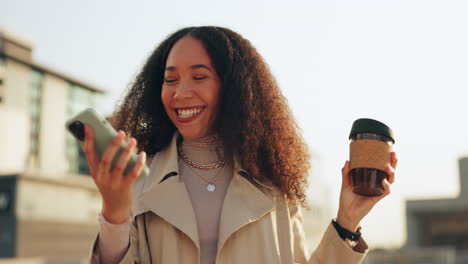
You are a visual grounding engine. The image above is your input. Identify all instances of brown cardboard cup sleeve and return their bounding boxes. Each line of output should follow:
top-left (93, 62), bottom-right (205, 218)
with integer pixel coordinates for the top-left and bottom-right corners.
top-left (350, 139), bottom-right (392, 171)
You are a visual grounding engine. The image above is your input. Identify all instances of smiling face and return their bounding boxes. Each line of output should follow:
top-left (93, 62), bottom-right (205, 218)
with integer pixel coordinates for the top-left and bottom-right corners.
top-left (161, 36), bottom-right (221, 139)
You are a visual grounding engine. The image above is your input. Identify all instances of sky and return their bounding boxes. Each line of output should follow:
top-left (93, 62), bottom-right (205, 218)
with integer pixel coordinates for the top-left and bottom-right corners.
top-left (3, 0), bottom-right (468, 248)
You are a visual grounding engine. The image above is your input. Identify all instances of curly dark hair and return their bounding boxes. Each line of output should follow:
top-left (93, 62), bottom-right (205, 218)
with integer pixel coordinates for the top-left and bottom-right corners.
top-left (111, 26), bottom-right (311, 205)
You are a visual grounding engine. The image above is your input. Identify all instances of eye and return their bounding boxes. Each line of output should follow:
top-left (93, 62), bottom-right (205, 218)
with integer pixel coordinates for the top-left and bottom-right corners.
top-left (193, 76), bottom-right (208, 81)
top-left (164, 78), bottom-right (177, 83)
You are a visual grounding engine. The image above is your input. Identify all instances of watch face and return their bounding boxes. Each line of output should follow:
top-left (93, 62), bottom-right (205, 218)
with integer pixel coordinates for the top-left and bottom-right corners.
top-left (345, 238), bottom-right (358, 248)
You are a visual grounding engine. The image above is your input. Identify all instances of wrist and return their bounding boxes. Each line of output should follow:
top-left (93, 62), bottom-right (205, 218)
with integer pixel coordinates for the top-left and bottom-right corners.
top-left (332, 219), bottom-right (362, 242)
top-left (102, 204), bottom-right (130, 224)
top-left (336, 213), bottom-right (360, 232)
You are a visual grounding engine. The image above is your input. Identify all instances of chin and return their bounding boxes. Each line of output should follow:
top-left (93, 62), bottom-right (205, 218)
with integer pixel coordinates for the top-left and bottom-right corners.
top-left (177, 128), bottom-right (208, 139)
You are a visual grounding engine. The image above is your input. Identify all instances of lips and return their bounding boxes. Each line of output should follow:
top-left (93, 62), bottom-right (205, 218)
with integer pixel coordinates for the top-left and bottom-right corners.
top-left (174, 106), bottom-right (205, 123)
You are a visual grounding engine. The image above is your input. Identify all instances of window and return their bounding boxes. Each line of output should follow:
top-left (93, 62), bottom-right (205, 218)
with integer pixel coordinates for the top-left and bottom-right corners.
top-left (0, 55), bottom-right (4, 103)
top-left (66, 84), bottom-right (100, 175)
top-left (29, 70), bottom-right (43, 160)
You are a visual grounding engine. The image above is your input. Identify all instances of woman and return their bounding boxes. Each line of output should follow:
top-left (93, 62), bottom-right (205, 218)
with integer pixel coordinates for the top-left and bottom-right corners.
top-left (85, 26), bottom-right (397, 264)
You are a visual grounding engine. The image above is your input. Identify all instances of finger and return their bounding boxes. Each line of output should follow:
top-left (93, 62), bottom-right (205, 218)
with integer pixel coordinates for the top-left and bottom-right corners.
top-left (391, 152), bottom-right (398, 169)
top-left (341, 160), bottom-right (352, 188)
top-left (124, 151), bottom-right (146, 186)
top-left (83, 125), bottom-right (92, 177)
top-left (112, 138), bottom-right (137, 182)
top-left (99, 131), bottom-right (125, 183)
top-left (385, 166), bottom-right (396, 184)
top-left (84, 125), bottom-right (99, 178)
top-left (379, 178), bottom-right (391, 200)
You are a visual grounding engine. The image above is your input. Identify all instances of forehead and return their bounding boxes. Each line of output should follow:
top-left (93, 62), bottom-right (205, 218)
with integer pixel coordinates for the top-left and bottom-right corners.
top-left (166, 36), bottom-right (214, 68)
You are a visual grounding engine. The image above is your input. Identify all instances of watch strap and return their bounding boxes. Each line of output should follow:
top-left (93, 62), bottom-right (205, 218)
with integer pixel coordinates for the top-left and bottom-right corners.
top-left (331, 219), bottom-right (361, 241)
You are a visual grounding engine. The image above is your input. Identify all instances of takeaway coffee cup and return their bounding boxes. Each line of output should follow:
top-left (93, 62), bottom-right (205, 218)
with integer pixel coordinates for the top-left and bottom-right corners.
top-left (349, 118), bottom-right (395, 196)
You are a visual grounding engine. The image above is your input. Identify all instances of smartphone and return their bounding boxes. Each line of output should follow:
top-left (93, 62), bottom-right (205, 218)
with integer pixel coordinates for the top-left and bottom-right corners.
top-left (65, 108), bottom-right (149, 178)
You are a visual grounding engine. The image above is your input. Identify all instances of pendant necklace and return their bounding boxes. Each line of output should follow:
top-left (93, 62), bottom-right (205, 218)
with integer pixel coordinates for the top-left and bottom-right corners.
top-left (178, 144), bottom-right (225, 192)
top-left (184, 162), bottom-right (225, 192)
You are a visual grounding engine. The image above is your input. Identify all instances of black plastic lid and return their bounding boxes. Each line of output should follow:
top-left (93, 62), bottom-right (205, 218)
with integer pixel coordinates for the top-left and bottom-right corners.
top-left (349, 118), bottom-right (395, 143)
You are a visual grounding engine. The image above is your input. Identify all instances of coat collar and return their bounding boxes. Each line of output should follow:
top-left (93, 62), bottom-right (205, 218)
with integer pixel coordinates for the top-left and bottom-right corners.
top-left (131, 132), bottom-right (275, 251)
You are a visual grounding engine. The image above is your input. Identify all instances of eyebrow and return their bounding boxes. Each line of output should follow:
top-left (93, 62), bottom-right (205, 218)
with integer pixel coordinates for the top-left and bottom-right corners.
top-left (165, 64), bottom-right (213, 72)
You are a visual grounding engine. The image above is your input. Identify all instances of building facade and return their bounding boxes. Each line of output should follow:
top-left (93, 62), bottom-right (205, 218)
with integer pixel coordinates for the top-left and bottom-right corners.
top-left (0, 29), bottom-right (105, 259)
top-left (404, 157), bottom-right (468, 262)
top-left (364, 157), bottom-right (468, 264)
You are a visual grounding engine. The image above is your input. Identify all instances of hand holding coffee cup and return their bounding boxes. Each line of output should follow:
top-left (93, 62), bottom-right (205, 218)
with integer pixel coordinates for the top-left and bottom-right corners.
top-left (349, 118), bottom-right (395, 197)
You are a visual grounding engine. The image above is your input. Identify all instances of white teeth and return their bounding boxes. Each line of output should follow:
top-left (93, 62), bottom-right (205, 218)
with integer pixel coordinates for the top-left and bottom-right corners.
top-left (177, 108), bottom-right (203, 118)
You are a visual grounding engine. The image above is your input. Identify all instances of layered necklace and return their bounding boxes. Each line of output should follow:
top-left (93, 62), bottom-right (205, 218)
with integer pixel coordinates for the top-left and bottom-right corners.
top-left (177, 143), bottom-right (225, 192)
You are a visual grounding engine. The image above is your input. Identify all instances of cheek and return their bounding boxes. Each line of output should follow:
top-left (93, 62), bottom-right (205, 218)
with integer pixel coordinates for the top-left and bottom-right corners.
top-left (161, 87), bottom-right (173, 114)
top-left (161, 87), bottom-right (170, 106)
top-left (207, 83), bottom-right (221, 106)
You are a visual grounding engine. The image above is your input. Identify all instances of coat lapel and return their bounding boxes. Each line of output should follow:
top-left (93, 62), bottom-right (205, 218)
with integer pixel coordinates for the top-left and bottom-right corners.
top-left (217, 156), bottom-right (275, 255)
top-left (132, 132), bottom-right (200, 249)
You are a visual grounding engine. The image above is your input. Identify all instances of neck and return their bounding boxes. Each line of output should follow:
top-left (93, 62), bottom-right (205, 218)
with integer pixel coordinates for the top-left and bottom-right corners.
top-left (182, 134), bottom-right (223, 148)
top-left (179, 134), bottom-right (226, 166)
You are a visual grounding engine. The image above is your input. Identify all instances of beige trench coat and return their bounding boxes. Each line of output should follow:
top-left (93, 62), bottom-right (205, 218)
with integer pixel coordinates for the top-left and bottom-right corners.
top-left (90, 133), bottom-right (368, 263)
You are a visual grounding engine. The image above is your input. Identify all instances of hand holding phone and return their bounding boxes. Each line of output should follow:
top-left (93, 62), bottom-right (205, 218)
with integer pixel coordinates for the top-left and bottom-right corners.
top-left (66, 108), bottom-right (148, 223)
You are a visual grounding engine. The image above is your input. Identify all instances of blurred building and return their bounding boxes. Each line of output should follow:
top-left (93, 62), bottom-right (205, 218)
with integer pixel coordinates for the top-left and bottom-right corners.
top-left (405, 157), bottom-right (468, 259)
top-left (364, 157), bottom-right (468, 264)
top-left (0, 29), bottom-right (104, 259)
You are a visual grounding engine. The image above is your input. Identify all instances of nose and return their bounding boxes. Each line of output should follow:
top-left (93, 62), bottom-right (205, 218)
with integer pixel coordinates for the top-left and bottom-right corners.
top-left (173, 81), bottom-right (193, 100)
